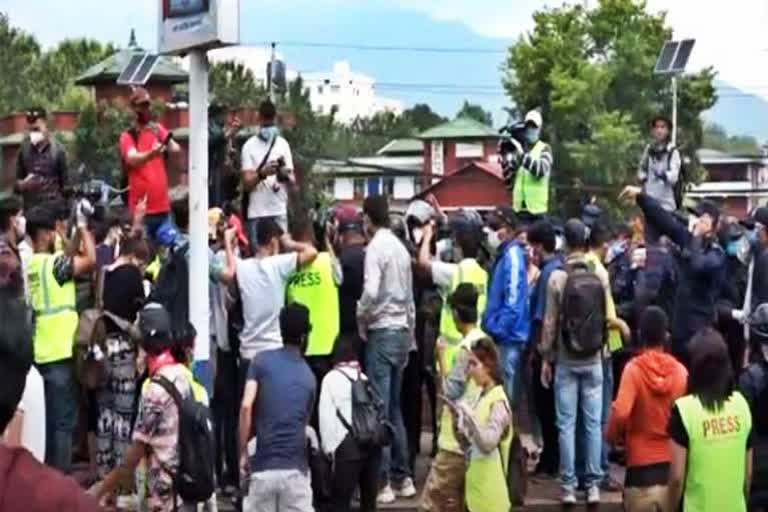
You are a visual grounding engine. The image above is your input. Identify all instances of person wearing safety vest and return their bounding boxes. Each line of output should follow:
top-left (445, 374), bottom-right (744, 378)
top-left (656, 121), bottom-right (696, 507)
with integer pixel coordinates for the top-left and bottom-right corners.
top-left (668, 328), bottom-right (753, 512)
top-left (453, 337), bottom-right (512, 512)
top-left (421, 284), bottom-right (486, 512)
top-left (25, 202), bottom-right (96, 473)
top-left (510, 109), bottom-right (553, 215)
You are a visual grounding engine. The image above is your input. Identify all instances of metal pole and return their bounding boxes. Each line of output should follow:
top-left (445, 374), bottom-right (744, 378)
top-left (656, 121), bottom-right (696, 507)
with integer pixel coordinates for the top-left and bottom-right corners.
top-left (269, 42), bottom-right (276, 102)
top-left (672, 74), bottom-right (678, 146)
top-left (188, 50), bottom-right (210, 368)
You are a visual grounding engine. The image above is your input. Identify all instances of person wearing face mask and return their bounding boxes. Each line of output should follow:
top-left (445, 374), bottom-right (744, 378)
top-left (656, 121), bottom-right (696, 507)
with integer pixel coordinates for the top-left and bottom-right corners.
top-left (510, 109), bottom-right (554, 215)
top-left (715, 220), bottom-right (750, 373)
top-left (15, 107), bottom-right (68, 210)
top-left (637, 115), bottom-right (681, 214)
top-left (241, 100), bottom-right (295, 247)
top-left (119, 88), bottom-right (180, 241)
top-left (620, 186), bottom-right (726, 367)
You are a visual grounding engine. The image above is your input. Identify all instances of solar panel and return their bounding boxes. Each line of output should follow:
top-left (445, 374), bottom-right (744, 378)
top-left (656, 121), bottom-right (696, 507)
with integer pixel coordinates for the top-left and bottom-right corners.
top-left (116, 53), bottom-right (160, 85)
top-left (117, 54), bottom-right (146, 84)
top-left (654, 41), bottom-right (679, 74)
top-left (671, 39), bottom-right (695, 73)
top-left (132, 55), bottom-right (160, 85)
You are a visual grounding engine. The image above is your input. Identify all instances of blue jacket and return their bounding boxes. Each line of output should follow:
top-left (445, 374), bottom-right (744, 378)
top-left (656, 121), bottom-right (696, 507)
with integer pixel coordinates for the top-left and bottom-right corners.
top-left (482, 239), bottom-right (530, 346)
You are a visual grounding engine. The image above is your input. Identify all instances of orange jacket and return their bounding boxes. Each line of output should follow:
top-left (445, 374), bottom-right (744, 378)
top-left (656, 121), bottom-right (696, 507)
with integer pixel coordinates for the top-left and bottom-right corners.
top-left (605, 348), bottom-right (688, 467)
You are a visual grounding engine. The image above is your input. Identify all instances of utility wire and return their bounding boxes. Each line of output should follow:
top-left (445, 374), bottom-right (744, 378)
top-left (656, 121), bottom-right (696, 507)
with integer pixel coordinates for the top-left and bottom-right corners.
top-left (246, 41), bottom-right (507, 54)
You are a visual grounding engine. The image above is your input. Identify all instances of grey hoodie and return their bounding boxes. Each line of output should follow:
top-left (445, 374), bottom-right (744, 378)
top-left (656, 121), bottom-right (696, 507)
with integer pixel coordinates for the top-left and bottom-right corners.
top-left (638, 142), bottom-right (681, 212)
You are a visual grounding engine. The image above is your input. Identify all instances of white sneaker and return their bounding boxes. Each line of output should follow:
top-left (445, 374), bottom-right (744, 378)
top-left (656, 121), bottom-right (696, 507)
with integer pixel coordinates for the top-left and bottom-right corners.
top-left (377, 484), bottom-right (396, 504)
top-left (587, 486), bottom-right (601, 504)
top-left (394, 477), bottom-right (417, 498)
top-left (561, 488), bottom-right (577, 505)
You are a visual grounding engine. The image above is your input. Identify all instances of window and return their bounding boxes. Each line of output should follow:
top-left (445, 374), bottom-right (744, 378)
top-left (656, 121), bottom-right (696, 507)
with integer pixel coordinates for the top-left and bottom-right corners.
top-left (353, 178), bottom-right (366, 199)
top-left (413, 177), bottom-right (423, 195)
top-left (317, 86), bottom-right (324, 94)
top-left (384, 177), bottom-right (395, 196)
top-left (456, 142), bottom-right (484, 158)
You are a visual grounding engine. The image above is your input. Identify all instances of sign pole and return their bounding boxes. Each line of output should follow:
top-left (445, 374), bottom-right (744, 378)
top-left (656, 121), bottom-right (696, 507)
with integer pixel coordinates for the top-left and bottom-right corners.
top-left (672, 74), bottom-right (678, 146)
top-left (188, 49), bottom-right (210, 371)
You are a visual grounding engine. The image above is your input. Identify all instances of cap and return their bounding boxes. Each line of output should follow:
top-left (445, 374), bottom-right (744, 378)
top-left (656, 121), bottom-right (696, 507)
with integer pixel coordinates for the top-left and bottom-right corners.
top-left (753, 206), bottom-right (768, 227)
top-left (687, 200), bottom-right (721, 223)
top-left (334, 204), bottom-right (363, 234)
top-left (650, 114), bottom-right (672, 129)
top-left (154, 220), bottom-right (178, 247)
top-left (488, 206), bottom-right (517, 230)
top-left (129, 87), bottom-right (151, 107)
top-left (524, 109), bottom-right (543, 128)
top-left (139, 303), bottom-right (171, 340)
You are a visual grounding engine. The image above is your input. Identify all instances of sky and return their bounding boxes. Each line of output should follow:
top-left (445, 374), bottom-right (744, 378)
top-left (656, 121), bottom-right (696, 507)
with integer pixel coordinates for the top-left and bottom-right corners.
top-left (4, 0), bottom-right (768, 136)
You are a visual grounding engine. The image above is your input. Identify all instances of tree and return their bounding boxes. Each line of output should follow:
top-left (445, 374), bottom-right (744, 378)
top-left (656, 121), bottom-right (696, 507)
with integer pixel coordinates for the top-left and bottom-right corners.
top-left (0, 13), bottom-right (42, 115)
top-left (209, 60), bottom-right (265, 108)
top-left (702, 123), bottom-right (759, 154)
top-left (456, 100), bottom-right (493, 126)
top-left (502, 0), bottom-right (717, 216)
top-left (402, 103), bottom-right (447, 133)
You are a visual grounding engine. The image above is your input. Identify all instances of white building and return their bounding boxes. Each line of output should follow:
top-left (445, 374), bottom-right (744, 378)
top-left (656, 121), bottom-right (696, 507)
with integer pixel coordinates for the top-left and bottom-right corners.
top-left (303, 61), bottom-right (403, 124)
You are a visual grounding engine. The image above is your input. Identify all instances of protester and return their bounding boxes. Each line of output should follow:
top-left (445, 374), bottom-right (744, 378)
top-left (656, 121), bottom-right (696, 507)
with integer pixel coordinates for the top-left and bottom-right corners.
top-left (334, 205), bottom-right (367, 336)
top-left (539, 218), bottom-right (609, 505)
top-left (241, 100), bottom-right (295, 243)
top-left (25, 202), bottom-right (95, 473)
top-left (421, 283), bottom-right (486, 512)
top-left (456, 337), bottom-right (512, 512)
top-left (510, 109), bottom-right (554, 214)
top-left (667, 328), bottom-right (753, 511)
top-left (605, 307), bottom-right (687, 511)
top-left (620, 186), bottom-right (726, 366)
top-left (637, 115), bottom-right (681, 213)
top-left (0, 197), bottom-right (28, 299)
top-left (481, 206), bottom-right (530, 408)
top-left (239, 303), bottom-right (316, 512)
top-left (0, 294), bottom-right (102, 511)
top-left (119, 87), bottom-right (181, 241)
top-left (208, 102), bottom-right (242, 208)
top-left (357, 195), bottom-right (416, 503)
top-left (15, 107), bottom-right (68, 210)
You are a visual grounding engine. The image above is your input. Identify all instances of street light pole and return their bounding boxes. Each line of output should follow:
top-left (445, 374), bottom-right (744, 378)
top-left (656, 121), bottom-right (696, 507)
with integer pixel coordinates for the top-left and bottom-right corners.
top-left (672, 74), bottom-right (678, 146)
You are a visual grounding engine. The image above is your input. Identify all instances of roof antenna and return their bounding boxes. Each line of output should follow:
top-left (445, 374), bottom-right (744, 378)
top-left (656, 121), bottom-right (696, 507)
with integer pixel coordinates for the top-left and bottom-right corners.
top-left (128, 28), bottom-right (138, 49)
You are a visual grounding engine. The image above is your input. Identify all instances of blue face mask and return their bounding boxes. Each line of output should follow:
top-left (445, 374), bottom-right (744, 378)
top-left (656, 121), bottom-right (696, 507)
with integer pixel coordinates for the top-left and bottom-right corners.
top-left (524, 127), bottom-right (540, 143)
top-left (726, 240), bottom-right (740, 257)
top-left (258, 125), bottom-right (279, 142)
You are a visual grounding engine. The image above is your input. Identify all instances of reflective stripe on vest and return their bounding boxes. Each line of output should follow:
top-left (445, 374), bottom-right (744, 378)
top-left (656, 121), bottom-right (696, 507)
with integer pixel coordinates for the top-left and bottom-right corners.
top-left (439, 259), bottom-right (488, 359)
top-left (465, 385), bottom-right (512, 512)
top-left (26, 252), bottom-right (78, 364)
top-left (676, 392), bottom-right (751, 512)
top-left (512, 140), bottom-right (549, 214)
top-left (286, 252), bottom-right (340, 356)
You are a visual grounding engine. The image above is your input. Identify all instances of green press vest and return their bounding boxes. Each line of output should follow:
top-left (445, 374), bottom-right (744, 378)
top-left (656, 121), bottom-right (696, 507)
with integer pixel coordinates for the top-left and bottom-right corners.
top-left (676, 392), bottom-right (752, 512)
top-left (512, 140), bottom-right (549, 214)
top-left (26, 252), bottom-right (78, 364)
top-left (286, 252), bottom-right (339, 357)
top-left (465, 385), bottom-right (513, 512)
top-left (439, 259), bottom-right (488, 366)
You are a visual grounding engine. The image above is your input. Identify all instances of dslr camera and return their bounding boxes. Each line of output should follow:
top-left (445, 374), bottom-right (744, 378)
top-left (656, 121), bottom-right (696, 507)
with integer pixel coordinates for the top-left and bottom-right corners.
top-left (498, 119), bottom-right (528, 191)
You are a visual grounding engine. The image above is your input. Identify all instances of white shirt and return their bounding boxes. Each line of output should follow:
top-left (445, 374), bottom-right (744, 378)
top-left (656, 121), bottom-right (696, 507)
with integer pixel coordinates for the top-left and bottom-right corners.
top-left (19, 366), bottom-right (45, 462)
top-left (235, 252), bottom-right (297, 359)
top-left (241, 134), bottom-right (294, 220)
top-left (319, 365), bottom-right (367, 456)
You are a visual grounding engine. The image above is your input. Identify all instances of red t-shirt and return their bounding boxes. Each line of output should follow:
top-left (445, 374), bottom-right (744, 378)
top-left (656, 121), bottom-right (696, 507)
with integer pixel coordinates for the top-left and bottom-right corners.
top-left (120, 123), bottom-right (171, 215)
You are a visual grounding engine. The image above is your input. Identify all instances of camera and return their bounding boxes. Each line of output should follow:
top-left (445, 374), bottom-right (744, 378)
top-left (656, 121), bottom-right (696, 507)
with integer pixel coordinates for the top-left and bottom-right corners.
top-left (275, 156), bottom-right (291, 183)
top-left (498, 120), bottom-right (528, 191)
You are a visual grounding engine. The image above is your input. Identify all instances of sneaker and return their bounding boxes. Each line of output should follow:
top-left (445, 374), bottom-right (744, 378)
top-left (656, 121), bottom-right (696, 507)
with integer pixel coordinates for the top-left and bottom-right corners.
top-left (587, 486), bottom-right (601, 504)
top-left (377, 485), bottom-right (396, 504)
top-left (561, 488), bottom-right (577, 505)
top-left (394, 477), bottom-right (417, 498)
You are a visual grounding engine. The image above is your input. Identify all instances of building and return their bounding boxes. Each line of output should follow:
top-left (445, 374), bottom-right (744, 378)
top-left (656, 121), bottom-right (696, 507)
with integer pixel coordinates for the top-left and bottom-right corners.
top-left (303, 61), bottom-right (403, 124)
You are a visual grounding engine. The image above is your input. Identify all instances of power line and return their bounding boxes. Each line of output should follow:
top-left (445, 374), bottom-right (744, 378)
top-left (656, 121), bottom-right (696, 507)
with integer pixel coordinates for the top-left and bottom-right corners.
top-left (247, 41), bottom-right (508, 54)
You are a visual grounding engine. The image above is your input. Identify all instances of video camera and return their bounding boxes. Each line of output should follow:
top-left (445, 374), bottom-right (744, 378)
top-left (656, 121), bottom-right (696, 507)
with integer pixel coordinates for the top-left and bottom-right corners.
top-left (498, 119), bottom-right (528, 191)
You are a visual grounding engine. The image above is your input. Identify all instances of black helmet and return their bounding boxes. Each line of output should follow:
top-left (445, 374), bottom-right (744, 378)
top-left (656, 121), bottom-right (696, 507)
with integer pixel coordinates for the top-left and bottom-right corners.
top-left (750, 303), bottom-right (768, 344)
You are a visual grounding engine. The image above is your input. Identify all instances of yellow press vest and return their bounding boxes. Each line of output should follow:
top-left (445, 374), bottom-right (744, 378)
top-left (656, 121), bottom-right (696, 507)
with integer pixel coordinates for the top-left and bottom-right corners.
top-left (512, 140), bottom-right (549, 214)
top-left (465, 385), bottom-right (513, 512)
top-left (146, 256), bottom-right (162, 281)
top-left (26, 252), bottom-right (78, 364)
top-left (437, 328), bottom-right (485, 454)
top-left (439, 259), bottom-right (488, 368)
top-left (676, 392), bottom-right (752, 512)
top-left (286, 252), bottom-right (339, 357)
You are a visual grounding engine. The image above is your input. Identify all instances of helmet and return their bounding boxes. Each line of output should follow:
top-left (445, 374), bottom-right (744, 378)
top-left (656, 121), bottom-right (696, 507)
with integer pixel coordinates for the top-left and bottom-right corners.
top-left (750, 303), bottom-right (768, 344)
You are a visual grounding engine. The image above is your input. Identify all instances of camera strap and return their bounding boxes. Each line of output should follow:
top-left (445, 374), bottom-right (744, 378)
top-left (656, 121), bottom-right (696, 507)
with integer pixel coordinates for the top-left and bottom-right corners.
top-left (257, 134), bottom-right (278, 174)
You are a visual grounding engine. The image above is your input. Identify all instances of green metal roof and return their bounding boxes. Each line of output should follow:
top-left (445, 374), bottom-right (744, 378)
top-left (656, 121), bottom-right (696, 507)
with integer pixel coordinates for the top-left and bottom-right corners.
top-left (74, 48), bottom-right (188, 86)
top-left (376, 138), bottom-right (423, 155)
top-left (417, 117), bottom-right (499, 140)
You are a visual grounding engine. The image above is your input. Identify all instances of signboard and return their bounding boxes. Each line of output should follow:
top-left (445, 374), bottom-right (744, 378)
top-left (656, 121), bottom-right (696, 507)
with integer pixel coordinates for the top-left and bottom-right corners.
top-left (431, 140), bottom-right (444, 178)
top-left (158, 0), bottom-right (239, 55)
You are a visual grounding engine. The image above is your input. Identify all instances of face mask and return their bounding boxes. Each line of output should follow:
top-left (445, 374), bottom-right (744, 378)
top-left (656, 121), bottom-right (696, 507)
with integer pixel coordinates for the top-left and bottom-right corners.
top-left (525, 127), bottom-right (540, 143)
top-left (13, 215), bottom-right (26, 239)
top-left (29, 130), bottom-right (44, 146)
top-left (606, 240), bottom-right (627, 264)
top-left (136, 110), bottom-right (151, 124)
top-left (487, 230), bottom-right (502, 251)
top-left (258, 125), bottom-right (279, 142)
top-left (555, 235), bottom-right (564, 252)
top-left (412, 227), bottom-right (424, 246)
top-left (726, 239), bottom-right (740, 257)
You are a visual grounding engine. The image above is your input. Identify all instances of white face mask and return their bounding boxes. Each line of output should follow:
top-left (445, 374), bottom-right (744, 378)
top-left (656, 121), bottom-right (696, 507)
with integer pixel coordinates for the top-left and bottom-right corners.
top-left (13, 215), bottom-right (26, 239)
top-left (487, 230), bottom-right (502, 251)
top-left (29, 130), bottom-right (44, 146)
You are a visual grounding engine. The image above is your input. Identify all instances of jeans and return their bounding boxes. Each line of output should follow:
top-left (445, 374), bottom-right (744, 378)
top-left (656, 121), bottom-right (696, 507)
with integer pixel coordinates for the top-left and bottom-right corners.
top-left (601, 357), bottom-right (614, 473)
top-left (37, 358), bottom-right (78, 473)
top-left (365, 327), bottom-right (412, 486)
top-left (498, 343), bottom-right (525, 409)
top-left (214, 348), bottom-right (239, 488)
top-left (555, 361), bottom-right (603, 491)
top-left (144, 212), bottom-right (172, 242)
top-left (243, 469), bottom-right (313, 512)
top-left (246, 216), bottom-right (288, 248)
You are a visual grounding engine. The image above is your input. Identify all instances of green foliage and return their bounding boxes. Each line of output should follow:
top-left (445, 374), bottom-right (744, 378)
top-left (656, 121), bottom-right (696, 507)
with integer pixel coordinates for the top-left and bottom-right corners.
top-left (209, 60), bottom-right (266, 108)
top-left (502, 0), bottom-right (718, 217)
top-left (402, 104), bottom-right (447, 133)
top-left (0, 12), bottom-right (42, 115)
top-left (456, 100), bottom-right (493, 126)
top-left (702, 123), bottom-right (759, 154)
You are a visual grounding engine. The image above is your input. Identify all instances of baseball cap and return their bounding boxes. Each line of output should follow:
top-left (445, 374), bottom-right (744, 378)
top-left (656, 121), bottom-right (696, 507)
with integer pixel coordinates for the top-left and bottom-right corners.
top-left (129, 87), bottom-right (151, 107)
top-left (687, 200), bottom-right (720, 224)
top-left (155, 220), bottom-right (178, 247)
top-left (752, 206), bottom-right (768, 228)
top-left (524, 109), bottom-right (543, 128)
top-left (139, 303), bottom-right (171, 340)
top-left (334, 204), bottom-right (363, 233)
top-left (487, 206), bottom-right (517, 231)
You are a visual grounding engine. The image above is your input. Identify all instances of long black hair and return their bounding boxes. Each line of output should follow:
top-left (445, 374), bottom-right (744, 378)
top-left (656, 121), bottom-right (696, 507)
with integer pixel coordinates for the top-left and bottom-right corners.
top-left (687, 328), bottom-right (735, 412)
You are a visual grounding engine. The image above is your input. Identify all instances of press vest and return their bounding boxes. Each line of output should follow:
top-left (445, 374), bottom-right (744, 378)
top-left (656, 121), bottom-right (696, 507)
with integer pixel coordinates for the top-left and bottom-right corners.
top-left (286, 252), bottom-right (339, 356)
top-left (676, 392), bottom-right (752, 512)
top-left (439, 259), bottom-right (488, 364)
top-left (465, 385), bottom-right (513, 512)
top-left (437, 328), bottom-right (485, 454)
top-left (26, 252), bottom-right (78, 364)
top-left (512, 140), bottom-right (549, 214)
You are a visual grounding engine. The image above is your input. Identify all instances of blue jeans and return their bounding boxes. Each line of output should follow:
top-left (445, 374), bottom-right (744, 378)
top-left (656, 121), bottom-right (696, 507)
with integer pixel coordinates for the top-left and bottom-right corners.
top-left (37, 359), bottom-right (78, 473)
top-left (575, 356), bottom-right (614, 481)
top-left (365, 328), bottom-right (411, 486)
top-left (498, 343), bottom-right (525, 409)
top-left (144, 212), bottom-right (172, 242)
top-left (555, 361), bottom-right (604, 491)
top-left (246, 216), bottom-right (288, 248)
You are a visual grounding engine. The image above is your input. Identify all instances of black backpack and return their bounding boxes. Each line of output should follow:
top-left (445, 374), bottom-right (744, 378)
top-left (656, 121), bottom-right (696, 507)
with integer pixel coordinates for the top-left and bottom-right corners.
top-left (561, 261), bottom-right (606, 357)
top-left (149, 244), bottom-right (192, 344)
top-left (152, 375), bottom-right (216, 505)
top-left (335, 370), bottom-right (393, 449)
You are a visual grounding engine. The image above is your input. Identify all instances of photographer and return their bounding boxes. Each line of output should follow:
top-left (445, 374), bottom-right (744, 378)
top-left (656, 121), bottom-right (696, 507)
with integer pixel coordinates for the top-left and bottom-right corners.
top-left (241, 100), bottom-right (295, 246)
top-left (508, 110), bottom-right (554, 215)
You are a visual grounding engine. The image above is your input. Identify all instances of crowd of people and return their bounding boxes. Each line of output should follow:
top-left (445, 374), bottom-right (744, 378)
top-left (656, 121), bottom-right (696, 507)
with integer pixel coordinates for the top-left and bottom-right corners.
top-left (0, 92), bottom-right (766, 512)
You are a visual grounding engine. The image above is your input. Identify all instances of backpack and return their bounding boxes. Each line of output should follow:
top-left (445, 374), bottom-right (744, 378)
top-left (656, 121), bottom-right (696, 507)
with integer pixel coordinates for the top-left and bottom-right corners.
top-left (152, 374), bottom-right (216, 504)
top-left (335, 370), bottom-right (393, 449)
top-left (149, 244), bottom-right (192, 344)
top-left (560, 261), bottom-right (606, 357)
